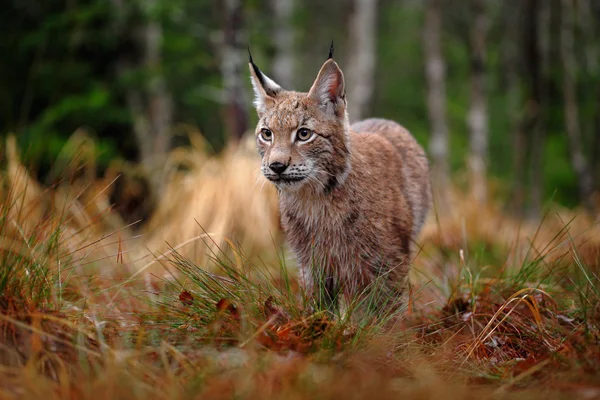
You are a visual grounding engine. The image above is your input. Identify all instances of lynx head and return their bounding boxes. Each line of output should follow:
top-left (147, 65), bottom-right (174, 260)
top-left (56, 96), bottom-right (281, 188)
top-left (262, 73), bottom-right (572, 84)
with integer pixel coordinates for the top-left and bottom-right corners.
top-left (249, 45), bottom-right (350, 195)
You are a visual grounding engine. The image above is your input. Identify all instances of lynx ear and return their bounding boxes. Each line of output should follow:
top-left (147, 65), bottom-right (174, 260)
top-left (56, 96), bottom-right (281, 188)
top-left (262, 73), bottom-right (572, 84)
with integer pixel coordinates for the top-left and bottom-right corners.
top-left (248, 49), bottom-right (282, 115)
top-left (308, 59), bottom-right (346, 116)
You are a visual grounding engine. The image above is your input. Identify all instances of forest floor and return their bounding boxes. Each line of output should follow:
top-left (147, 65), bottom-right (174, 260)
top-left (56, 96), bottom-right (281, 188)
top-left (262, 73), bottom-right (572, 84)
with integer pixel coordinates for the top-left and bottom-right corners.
top-left (1, 137), bottom-right (600, 399)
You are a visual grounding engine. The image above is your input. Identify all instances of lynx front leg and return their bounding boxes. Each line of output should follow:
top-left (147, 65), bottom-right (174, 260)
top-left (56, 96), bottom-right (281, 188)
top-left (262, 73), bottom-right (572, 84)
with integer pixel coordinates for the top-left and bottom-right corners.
top-left (368, 269), bottom-right (409, 320)
top-left (348, 261), bottom-right (409, 322)
top-left (300, 265), bottom-right (339, 315)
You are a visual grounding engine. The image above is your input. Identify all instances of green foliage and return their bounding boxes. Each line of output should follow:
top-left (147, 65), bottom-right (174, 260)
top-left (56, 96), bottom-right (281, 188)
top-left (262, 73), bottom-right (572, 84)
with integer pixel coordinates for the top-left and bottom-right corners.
top-left (0, 194), bottom-right (59, 308)
top-left (1, 0), bottom-right (597, 207)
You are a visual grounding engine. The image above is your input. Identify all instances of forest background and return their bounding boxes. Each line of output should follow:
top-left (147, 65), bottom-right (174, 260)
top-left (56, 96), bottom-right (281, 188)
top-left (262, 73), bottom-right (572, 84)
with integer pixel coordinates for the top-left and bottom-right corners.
top-left (3, 0), bottom-right (599, 222)
top-left (3, 2), bottom-right (600, 397)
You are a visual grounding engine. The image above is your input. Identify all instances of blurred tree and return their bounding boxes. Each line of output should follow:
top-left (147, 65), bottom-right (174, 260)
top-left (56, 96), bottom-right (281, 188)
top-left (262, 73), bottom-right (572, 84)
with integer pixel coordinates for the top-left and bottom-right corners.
top-left (219, 0), bottom-right (248, 141)
top-left (560, 0), bottom-right (595, 214)
top-left (424, 0), bottom-right (450, 211)
top-left (467, 0), bottom-right (488, 204)
top-left (347, 0), bottom-right (378, 122)
top-left (1, 0), bottom-right (130, 172)
top-left (528, 0), bottom-right (551, 219)
top-left (578, 0), bottom-right (600, 201)
top-left (503, 1), bottom-right (526, 215)
top-left (2, 0), bottom-right (598, 214)
top-left (508, 0), bottom-right (545, 217)
top-left (294, 1), bottom-right (349, 90)
top-left (111, 0), bottom-right (173, 192)
top-left (271, 0), bottom-right (295, 88)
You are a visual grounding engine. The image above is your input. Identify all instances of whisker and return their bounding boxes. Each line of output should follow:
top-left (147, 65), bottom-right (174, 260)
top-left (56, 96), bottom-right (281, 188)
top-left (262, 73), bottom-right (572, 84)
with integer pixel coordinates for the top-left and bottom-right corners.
top-left (311, 166), bottom-right (336, 177)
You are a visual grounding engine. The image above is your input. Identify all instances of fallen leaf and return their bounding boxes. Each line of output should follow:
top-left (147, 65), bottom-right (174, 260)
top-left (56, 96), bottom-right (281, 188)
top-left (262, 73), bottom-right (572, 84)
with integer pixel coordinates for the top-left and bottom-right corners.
top-left (263, 296), bottom-right (290, 324)
top-left (216, 298), bottom-right (239, 320)
top-left (179, 290), bottom-right (194, 306)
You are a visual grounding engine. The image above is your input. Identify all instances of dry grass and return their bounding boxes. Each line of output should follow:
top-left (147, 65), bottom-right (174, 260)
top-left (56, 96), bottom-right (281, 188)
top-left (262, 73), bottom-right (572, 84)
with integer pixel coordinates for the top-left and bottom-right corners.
top-left (142, 131), bottom-right (280, 271)
top-left (0, 133), bottom-right (599, 399)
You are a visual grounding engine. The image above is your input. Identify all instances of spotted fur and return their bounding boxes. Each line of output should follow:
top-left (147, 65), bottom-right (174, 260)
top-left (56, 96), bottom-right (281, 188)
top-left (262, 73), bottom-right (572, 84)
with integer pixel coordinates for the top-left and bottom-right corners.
top-left (249, 55), bottom-right (431, 316)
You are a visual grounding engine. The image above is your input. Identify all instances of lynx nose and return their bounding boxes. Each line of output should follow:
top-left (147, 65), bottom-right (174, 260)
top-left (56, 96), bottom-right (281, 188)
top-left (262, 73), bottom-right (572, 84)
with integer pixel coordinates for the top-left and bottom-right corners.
top-left (269, 162), bottom-right (288, 175)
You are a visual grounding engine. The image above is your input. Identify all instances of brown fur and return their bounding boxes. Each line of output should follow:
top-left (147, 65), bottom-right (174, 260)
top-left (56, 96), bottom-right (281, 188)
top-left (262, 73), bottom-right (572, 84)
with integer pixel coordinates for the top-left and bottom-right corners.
top-left (249, 55), bottom-right (430, 316)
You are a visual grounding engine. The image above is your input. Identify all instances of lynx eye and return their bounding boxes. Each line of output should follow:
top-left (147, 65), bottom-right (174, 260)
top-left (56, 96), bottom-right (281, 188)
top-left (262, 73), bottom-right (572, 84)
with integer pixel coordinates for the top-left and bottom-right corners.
top-left (260, 128), bottom-right (273, 142)
top-left (296, 128), bottom-right (313, 142)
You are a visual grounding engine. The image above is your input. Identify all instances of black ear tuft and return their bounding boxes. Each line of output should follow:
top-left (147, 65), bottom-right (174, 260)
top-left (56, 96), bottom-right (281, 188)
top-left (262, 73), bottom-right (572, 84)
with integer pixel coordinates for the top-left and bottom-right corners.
top-left (248, 46), bottom-right (253, 63)
top-left (328, 40), bottom-right (334, 59)
top-left (248, 47), bottom-right (266, 86)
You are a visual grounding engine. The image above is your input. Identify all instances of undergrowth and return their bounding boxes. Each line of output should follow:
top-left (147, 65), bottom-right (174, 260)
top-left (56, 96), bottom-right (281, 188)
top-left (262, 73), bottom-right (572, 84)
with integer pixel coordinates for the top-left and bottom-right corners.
top-left (1, 137), bottom-right (600, 399)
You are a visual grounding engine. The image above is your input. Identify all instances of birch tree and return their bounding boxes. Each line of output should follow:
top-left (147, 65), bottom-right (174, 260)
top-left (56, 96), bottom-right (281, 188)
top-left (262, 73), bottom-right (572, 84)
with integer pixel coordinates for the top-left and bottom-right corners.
top-left (424, 0), bottom-right (450, 211)
top-left (271, 0), bottom-right (295, 88)
top-left (528, 0), bottom-right (551, 219)
top-left (467, 0), bottom-right (488, 204)
top-left (346, 0), bottom-right (378, 122)
top-left (560, 0), bottom-right (595, 213)
top-left (111, 0), bottom-right (173, 196)
top-left (504, 1), bottom-right (526, 215)
top-left (578, 0), bottom-right (600, 200)
top-left (221, 0), bottom-right (248, 141)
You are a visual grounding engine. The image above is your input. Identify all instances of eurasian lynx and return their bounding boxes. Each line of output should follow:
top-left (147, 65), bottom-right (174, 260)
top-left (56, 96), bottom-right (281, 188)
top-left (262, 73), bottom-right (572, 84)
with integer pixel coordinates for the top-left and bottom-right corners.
top-left (249, 46), bottom-right (430, 317)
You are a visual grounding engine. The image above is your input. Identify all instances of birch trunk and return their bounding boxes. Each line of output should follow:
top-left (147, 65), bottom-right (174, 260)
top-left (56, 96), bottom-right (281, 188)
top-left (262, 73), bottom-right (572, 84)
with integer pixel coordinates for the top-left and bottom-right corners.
top-left (579, 0), bottom-right (600, 201)
top-left (467, 0), bottom-right (488, 204)
top-left (271, 0), bottom-right (295, 88)
top-left (424, 0), bottom-right (450, 212)
top-left (346, 0), bottom-right (377, 122)
top-left (138, 3), bottom-right (172, 171)
top-left (560, 0), bottom-right (595, 213)
top-left (594, 88), bottom-right (600, 194)
top-left (111, 0), bottom-right (173, 196)
top-left (505, 1), bottom-right (526, 215)
top-left (221, 0), bottom-right (248, 141)
top-left (528, 0), bottom-right (548, 219)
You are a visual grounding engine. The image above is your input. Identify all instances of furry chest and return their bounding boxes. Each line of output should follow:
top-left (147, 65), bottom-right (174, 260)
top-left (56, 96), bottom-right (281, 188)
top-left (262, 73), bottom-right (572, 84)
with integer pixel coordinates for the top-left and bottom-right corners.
top-left (285, 220), bottom-right (370, 270)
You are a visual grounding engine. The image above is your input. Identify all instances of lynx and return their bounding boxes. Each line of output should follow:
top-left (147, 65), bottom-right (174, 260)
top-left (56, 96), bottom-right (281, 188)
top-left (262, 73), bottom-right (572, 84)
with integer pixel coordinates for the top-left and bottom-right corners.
top-left (249, 45), bottom-right (431, 317)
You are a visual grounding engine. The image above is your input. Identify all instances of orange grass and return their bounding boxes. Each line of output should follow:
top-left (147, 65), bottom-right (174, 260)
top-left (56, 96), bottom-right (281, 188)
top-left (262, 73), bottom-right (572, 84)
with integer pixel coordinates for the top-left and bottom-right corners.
top-left (0, 134), bottom-right (599, 399)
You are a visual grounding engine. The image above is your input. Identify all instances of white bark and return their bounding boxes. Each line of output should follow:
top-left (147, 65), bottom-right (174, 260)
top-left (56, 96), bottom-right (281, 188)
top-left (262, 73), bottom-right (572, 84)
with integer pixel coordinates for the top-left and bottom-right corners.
top-left (140, 1), bottom-right (173, 167)
top-left (424, 0), bottom-right (450, 208)
top-left (111, 0), bottom-right (173, 196)
top-left (529, 0), bottom-right (551, 219)
top-left (578, 0), bottom-right (599, 75)
top-left (221, 0), bottom-right (248, 140)
top-left (579, 0), bottom-right (600, 196)
top-left (271, 0), bottom-right (295, 88)
top-left (560, 0), bottom-right (595, 213)
top-left (504, 2), bottom-right (525, 214)
top-left (467, 0), bottom-right (488, 204)
top-left (346, 0), bottom-right (377, 122)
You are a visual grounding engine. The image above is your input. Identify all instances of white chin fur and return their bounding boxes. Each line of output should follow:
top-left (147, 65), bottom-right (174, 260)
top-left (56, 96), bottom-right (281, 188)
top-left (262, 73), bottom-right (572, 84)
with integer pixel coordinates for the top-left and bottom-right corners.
top-left (271, 179), bottom-right (307, 192)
